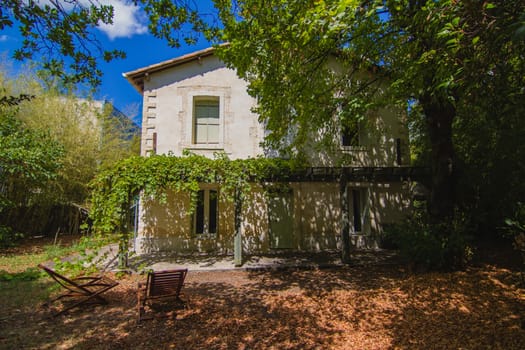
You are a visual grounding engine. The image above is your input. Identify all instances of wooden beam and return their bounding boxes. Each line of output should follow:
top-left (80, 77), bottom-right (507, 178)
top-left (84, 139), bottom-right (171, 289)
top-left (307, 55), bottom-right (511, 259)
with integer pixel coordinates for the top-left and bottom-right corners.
top-left (259, 166), bottom-right (429, 183)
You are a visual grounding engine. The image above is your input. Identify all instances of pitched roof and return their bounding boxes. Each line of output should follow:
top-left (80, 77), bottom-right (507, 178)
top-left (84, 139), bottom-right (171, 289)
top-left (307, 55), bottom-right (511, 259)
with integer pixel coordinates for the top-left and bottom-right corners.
top-left (123, 45), bottom-right (221, 94)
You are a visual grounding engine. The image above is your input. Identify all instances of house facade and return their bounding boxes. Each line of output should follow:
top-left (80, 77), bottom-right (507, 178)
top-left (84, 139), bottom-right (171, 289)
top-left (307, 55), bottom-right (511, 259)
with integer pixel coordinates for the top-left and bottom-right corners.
top-left (123, 46), bottom-right (414, 257)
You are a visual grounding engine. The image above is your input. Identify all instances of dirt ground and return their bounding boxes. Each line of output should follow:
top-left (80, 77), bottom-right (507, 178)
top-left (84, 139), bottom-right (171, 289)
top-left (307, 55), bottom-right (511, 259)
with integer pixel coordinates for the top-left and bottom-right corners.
top-left (1, 236), bottom-right (524, 349)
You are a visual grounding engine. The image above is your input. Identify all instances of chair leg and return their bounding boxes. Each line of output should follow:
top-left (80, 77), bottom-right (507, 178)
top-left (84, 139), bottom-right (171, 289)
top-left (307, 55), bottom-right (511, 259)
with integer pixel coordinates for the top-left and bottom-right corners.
top-left (138, 306), bottom-right (144, 323)
top-left (176, 296), bottom-right (189, 309)
top-left (137, 290), bottom-right (150, 322)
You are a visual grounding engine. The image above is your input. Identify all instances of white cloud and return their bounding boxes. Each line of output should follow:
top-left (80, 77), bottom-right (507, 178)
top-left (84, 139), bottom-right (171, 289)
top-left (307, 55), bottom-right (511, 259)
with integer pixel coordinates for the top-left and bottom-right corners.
top-left (35, 0), bottom-right (147, 40)
top-left (96, 0), bottom-right (148, 40)
top-left (0, 35), bottom-right (9, 42)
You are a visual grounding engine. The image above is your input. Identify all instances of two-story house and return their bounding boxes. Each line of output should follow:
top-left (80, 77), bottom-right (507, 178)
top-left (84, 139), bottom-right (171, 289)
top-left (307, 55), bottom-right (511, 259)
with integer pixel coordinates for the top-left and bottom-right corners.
top-left (123, 46), bottom-right (414, 257)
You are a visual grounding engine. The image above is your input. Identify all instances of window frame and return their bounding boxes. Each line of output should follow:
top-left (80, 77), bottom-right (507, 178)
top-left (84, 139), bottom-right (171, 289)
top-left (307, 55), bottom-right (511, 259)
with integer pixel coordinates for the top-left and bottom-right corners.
top-left (192, 96), bottom-right (220, 145)
top-left (180, 87), bottom-right (230, 152)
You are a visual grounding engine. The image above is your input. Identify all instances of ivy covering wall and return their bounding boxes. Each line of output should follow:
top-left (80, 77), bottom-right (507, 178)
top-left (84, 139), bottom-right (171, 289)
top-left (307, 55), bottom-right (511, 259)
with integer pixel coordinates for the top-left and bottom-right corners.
top-left (89, 152), bottom-right (306, 236)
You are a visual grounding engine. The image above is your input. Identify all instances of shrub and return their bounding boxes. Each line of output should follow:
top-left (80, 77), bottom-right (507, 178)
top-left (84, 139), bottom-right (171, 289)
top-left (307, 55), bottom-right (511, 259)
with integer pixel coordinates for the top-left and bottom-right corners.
top-left (0, 225), bottom-right (24, 248)
top-left (384, 203), bottom-right (472, 271)
top-left (504, 202), bottom-right (525, 280)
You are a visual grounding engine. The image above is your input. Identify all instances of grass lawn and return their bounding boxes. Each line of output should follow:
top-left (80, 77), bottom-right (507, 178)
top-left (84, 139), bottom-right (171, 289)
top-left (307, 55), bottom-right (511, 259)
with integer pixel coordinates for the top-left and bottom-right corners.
top-left (0, 237), bottom-right (524, 349)
top-left (0, 235), bottom-right (82, 312)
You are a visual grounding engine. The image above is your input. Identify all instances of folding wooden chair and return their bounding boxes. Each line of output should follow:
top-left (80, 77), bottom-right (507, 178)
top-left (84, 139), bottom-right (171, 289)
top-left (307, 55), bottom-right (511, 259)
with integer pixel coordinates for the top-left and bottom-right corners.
top-left (137, 268), bottom-right (188, 322)
top-left (38, 263), bottom-right (119, 317)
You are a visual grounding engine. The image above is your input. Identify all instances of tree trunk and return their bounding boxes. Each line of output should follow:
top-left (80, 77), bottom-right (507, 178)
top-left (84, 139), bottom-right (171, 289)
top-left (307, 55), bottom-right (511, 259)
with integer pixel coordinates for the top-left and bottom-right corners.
top-left (421, 95), bottom-right (456, 223)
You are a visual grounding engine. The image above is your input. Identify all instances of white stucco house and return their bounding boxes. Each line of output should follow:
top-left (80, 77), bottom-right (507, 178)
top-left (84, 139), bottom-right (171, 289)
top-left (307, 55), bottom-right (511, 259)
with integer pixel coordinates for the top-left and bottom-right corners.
top-left (123, 46), bottom-right (418, 259)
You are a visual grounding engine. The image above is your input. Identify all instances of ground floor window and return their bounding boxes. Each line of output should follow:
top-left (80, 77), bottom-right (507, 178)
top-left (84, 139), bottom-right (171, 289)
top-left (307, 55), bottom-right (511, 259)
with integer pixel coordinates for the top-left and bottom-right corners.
top-left (352, 189), bottom-right (362, 232)
top-left (129, 196), bottom-right (139, 237)
top-left (194, 189), bottom-right (218, 235)
top-left (349, 187), bottom-right (369, 233)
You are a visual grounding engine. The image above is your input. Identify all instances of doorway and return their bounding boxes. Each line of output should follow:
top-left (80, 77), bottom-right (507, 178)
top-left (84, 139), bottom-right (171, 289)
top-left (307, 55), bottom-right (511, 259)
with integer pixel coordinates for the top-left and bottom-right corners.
top-left (268, 189), bottom-right (294, 249)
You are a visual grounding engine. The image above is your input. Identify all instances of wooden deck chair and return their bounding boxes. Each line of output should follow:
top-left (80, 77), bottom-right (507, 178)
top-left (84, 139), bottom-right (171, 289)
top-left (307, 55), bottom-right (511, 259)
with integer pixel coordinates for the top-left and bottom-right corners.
top-left (137, 268), bottom-right (188, 322)
top-left (38, 263), bottom-right (119, 317)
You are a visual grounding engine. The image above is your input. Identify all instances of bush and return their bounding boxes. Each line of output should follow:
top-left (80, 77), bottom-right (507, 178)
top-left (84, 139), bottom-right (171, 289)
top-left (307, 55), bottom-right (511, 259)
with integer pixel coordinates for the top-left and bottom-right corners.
top-left (504, 202), bottom-right (525, 279)
top-left (0, 225), bottom-right (24, 248)
top-left (384, 204), bottom-right (472, 271)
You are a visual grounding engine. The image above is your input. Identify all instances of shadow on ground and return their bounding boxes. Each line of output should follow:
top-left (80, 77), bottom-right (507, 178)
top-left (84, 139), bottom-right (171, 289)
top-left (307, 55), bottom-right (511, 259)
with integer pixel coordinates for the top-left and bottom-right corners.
top-left (122, 250), bottom-right (403, 273)
top-left (1, 263), bottom-right (524, 349)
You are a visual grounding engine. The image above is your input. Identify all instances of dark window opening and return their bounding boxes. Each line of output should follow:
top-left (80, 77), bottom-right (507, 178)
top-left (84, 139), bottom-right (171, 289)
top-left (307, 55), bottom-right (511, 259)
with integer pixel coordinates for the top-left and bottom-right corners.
top-left (194, 189), bottom-right (218, 235)
top-left (396, 138), bottom-right (402, 165)
top-left (342, 123), bottom-right (359, 147)
top-left (352, 189), bottom-right (362, 232)
top-left (209, 190), bottom-right (218, 234)
top-left (195, 190), bottom-right (205, 234)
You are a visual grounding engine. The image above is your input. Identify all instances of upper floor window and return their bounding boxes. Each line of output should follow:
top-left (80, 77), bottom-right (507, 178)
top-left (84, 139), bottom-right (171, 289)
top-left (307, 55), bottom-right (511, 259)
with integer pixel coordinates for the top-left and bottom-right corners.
top-left (193, 96), bottom-right (220, 144)
top-left (341, 122), bottom-right (360, 147)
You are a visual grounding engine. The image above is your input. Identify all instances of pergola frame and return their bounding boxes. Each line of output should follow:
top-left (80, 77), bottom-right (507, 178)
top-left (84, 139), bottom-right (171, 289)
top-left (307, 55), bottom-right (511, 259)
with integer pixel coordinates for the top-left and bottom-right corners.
top-left (232, 166), bottom-right (428, 266)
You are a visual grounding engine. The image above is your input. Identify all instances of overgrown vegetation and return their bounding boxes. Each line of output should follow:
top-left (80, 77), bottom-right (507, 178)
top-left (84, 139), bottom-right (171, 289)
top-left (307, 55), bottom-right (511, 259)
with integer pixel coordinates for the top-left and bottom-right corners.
top-left (0, 233), bottom-right (117, 284)
top-left (90, 152), bottom-right (305, 234)
top-left (89, 152), bottom-right (308, 269)
top-left (384, 201), bottom-right (473, 271)
top-left (504, 203), bottom-right (525, 281)
top-left (0, 235), bottom-right (108, 314)
top-left (0, 68), bottom-right (139, 246)
top-left (0, 101), bottom-right (64, 247)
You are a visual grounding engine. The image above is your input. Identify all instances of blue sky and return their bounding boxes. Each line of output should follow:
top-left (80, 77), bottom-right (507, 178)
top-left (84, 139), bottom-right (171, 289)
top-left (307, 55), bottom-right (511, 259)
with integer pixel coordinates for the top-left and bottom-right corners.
top-left (0, 0), bottom-right (215, 124)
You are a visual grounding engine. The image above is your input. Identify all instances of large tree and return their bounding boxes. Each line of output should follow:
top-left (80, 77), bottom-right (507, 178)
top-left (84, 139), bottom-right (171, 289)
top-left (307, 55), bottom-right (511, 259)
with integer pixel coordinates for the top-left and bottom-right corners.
top-left (212, 0), bottom-right (525, 227)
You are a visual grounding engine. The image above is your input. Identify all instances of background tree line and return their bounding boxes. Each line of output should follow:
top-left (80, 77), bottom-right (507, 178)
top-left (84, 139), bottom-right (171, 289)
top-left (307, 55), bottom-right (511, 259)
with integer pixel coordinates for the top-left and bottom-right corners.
top-left (0, 66), bottom-right (139, 246)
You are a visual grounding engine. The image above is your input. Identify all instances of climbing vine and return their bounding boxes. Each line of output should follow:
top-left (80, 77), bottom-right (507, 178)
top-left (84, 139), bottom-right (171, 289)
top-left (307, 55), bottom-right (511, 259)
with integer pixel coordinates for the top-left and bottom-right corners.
top-left (89, 151), bottom-right (306, 236)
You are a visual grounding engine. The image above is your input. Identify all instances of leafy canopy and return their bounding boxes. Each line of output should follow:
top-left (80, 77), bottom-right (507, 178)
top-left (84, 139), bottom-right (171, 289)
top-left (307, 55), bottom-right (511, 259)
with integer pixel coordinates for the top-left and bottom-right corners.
top-left (0, 0), bottom-right (219, 88)
top-left (1, 0), bottom-right (124, 88)
top-left (216, 0), bottom-right (389, 154)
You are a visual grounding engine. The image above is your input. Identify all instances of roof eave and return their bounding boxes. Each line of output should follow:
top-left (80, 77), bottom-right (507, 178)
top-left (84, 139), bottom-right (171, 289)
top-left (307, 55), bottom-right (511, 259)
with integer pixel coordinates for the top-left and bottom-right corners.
top-left (122, 45), bottom-right (227, 95)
